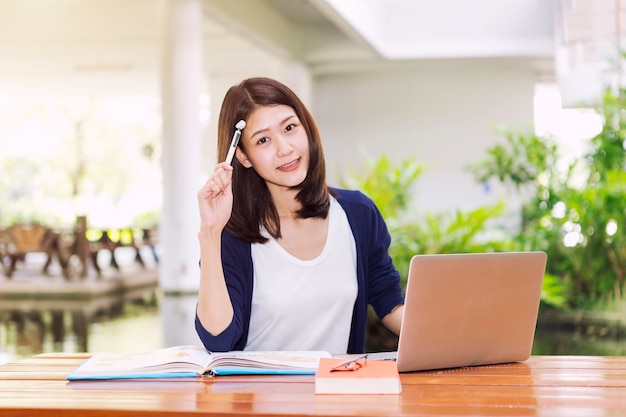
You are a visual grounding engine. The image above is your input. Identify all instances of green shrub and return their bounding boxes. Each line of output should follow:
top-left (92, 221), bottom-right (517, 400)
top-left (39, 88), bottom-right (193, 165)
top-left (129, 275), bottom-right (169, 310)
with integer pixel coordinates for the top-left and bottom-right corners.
top-left (470, 88), bottom-right (626, 309)
top-left (340, 154), bottom-right (517, 289)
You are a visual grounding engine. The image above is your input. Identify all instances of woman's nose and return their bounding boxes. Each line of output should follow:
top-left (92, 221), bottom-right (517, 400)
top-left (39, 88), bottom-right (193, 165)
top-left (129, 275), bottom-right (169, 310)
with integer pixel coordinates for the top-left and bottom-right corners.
top-left (275, 135), bottom-right (294, 157)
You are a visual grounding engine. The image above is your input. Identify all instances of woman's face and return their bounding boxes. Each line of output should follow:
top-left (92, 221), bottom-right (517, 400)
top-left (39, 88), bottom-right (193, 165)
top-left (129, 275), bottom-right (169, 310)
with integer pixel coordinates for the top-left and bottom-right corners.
top-left (236, 104), bottom-right (310, 193)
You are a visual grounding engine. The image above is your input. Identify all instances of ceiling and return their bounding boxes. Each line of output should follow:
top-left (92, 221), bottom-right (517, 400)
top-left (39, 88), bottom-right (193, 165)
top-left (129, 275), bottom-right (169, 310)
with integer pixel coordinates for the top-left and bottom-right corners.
top-left (0, 0), bottom-right (611, 100)
top-left (0, 0), bottom-right (366, 96)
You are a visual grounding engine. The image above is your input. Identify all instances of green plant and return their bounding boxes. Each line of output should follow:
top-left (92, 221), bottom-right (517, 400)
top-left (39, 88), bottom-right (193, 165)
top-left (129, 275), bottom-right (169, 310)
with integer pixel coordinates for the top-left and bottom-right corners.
top-left (388, 203), bottom-right (511, 283)
top-left (340, 153), bottom-right (514, 287)
top-left (471, 127), bottom-right (558, 191)
top-left (339, 153), bottom-right (423, 221)
top-left (470, 87), bottom-right (626, 309)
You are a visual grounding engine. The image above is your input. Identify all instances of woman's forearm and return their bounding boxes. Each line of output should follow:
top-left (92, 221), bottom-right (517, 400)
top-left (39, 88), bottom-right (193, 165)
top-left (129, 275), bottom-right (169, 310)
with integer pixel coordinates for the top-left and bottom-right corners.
top-left (195, 231), bottom-right (234, 336)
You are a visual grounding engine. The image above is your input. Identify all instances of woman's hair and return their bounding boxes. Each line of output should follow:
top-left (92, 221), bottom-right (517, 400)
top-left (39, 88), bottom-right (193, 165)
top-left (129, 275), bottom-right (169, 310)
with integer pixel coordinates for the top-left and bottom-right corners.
top-left (217, 77), bottom-right (331, 243)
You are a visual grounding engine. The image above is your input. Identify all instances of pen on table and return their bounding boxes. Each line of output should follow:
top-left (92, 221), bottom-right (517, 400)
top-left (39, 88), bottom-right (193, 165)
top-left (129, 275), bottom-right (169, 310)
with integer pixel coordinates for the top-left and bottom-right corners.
top-left (329, 354), bottom-right (368, 372)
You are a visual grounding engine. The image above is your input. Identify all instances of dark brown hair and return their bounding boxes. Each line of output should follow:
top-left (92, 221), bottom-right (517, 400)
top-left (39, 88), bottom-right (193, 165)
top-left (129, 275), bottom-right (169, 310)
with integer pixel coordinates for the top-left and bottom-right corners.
top-left (217, 77), bottom-right (331, 243)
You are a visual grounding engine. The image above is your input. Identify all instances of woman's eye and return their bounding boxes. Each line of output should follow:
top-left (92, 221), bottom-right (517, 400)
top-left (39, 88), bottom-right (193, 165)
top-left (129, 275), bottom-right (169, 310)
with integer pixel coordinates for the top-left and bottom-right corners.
top-left (257, 137), bottom-right (269, 145)
top-left (285, 123), bottom-right (296, 132)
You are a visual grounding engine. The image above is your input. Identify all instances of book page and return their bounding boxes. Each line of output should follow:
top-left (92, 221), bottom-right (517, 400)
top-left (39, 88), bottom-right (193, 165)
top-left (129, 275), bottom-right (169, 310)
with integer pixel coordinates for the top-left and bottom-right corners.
top-left (208, 350), bottom-right (332, 370)
top-left (67, 347), bottom-right (333, 379)
top-left (71, 345), bottom-right (210, 377)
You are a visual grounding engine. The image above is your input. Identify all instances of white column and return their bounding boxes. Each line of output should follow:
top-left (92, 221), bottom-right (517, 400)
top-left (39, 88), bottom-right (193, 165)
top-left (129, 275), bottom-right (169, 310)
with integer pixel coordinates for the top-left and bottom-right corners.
top-left (159, 0), bottom-right (203, 294)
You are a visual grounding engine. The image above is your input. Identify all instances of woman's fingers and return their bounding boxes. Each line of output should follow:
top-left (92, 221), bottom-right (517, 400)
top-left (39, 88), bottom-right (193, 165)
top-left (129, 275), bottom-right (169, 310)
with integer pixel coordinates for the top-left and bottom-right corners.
top-left (197, 163), bottom-right (235, 231)
top-left (200, 163), bottom-right (233, 198)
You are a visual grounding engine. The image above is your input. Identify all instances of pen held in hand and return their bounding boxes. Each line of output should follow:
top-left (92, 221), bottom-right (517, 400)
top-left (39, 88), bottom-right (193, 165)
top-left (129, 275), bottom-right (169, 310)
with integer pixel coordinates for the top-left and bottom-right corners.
top-left (224, 120), bottom-right (246, 165)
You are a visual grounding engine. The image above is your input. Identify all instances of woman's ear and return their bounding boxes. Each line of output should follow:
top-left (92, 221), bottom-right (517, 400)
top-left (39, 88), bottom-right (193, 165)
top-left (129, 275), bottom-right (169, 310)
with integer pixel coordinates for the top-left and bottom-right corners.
top-left (235, 148), bottom-right (252, 168)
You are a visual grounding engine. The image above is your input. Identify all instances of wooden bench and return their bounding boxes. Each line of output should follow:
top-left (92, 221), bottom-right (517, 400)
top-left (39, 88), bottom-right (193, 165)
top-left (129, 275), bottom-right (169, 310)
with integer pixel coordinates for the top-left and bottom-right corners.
top-left (0, 224), bottom-right (59, 278)
top-left (86, 227), bottom-right (159, 276)
top-left (0, 222), bottom-right (159, 280)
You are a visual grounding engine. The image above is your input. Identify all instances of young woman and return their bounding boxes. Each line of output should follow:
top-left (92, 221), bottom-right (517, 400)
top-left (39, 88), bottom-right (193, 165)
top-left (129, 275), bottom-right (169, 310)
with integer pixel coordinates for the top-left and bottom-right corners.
top-left (195, 77), bottom-right (404, 354)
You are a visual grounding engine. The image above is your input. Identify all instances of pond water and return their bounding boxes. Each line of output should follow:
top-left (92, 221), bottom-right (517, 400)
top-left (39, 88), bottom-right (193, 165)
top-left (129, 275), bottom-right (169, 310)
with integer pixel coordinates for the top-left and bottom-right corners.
top-left (534, 326), bottom-right (626, 356)
top-left (0, 288), bottom-right (164, 365)
top-left (2, 293), bottom-right (626, 365)
top-left (533, 307), bottom-right (626, 356)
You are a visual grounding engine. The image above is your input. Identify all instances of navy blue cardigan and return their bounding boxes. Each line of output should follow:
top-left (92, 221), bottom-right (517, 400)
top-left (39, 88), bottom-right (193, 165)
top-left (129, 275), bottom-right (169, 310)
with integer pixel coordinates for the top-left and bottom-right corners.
top-left (195, 188), bottom-right (405, 354)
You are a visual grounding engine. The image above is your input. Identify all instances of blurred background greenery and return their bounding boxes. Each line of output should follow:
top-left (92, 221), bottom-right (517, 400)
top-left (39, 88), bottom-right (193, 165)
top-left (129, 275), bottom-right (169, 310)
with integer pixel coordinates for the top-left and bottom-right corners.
top-left (344, 84), bottom-right (625, 312)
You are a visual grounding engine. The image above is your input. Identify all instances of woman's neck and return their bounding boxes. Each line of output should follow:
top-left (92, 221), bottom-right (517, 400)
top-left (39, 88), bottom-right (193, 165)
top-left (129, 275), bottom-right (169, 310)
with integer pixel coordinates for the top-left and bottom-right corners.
top-left (269, 186), bottom-right (301, 220)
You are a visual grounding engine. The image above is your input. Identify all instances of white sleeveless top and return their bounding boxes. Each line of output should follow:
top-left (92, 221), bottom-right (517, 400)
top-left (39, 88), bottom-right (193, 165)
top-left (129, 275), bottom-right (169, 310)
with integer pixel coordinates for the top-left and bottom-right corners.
top-left (245, 197), bottom-right (358, 353)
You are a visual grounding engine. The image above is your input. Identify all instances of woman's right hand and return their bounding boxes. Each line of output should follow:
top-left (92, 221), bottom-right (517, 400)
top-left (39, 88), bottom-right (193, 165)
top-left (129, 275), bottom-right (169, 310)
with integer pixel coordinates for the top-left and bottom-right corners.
top-left (197, 162), bottom-right (234, 234)
top-left (196, 162), bottom-right (236, 336)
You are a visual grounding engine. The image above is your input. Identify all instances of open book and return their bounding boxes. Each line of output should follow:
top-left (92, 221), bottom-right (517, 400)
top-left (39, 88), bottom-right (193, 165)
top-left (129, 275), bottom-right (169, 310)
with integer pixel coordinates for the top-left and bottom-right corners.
top-left (67, 345), bottom-right (332, 380)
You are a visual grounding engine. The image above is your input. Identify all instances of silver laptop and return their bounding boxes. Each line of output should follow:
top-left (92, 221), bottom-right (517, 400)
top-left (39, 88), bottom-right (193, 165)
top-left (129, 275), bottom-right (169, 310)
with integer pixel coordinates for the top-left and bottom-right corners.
top-left (392, 251), bottom-right (546, 372)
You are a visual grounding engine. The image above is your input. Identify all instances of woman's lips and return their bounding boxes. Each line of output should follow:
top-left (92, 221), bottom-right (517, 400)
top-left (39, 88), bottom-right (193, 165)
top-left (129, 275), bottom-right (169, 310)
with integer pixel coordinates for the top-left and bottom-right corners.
top-left (277, 158), bottom-right (300, 172)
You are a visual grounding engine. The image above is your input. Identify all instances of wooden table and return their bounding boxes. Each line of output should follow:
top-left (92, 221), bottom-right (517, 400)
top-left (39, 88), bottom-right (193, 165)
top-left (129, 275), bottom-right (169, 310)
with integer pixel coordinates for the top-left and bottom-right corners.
top-left (1, 354), bottom-right (625, 416)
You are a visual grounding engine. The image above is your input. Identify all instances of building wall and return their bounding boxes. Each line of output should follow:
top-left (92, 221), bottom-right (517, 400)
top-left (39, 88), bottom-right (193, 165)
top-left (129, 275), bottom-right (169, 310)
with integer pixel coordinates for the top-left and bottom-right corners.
top-left (313, 58), bottom-right (537, 218)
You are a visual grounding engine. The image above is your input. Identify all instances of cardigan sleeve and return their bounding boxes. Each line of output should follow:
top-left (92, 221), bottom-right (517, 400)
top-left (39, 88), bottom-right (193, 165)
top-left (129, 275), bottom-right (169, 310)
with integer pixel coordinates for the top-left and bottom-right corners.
top-left (335, 188), bottom-right (404, 319)
top-left (365, 199), bottom-right (405, 319)
top-left (195, 231), bottom-right (253, 352)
